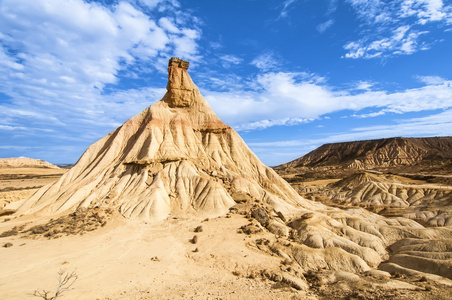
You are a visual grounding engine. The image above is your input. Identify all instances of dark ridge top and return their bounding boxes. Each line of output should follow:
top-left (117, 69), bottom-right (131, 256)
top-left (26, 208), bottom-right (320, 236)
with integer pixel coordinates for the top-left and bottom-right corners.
top-left (276, 136), bottom-right (452, 169)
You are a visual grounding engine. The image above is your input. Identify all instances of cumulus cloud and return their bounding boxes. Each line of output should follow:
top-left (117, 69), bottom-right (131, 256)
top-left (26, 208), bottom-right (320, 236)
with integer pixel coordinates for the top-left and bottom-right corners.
top-left (203, 71), bottom-right (452, 130)
top-left (0, 0), bottom-right (200, 163)
top-left (0, 0), bottom-right (200, 116)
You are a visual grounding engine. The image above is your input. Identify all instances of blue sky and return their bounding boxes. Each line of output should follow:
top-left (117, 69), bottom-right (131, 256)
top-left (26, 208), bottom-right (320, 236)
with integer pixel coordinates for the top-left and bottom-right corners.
top-left (0, 0), bottom-right (451, 166)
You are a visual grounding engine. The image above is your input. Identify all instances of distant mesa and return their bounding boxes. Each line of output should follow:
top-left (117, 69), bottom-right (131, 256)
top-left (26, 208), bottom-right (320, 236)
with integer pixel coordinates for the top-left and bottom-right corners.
top-left (0, 157), bottom-right (59, 169)
top-left (277, 136), bottom-right (452, 170)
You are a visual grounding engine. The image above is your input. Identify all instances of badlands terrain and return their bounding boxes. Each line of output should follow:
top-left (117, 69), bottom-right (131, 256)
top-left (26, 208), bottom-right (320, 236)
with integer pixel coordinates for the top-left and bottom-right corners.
top-left (274, 137), bottom-right (452, 227)
top-left (0, 158), bottom-right (66, 209)
top-left (1, 59), bottom-right (452, 299)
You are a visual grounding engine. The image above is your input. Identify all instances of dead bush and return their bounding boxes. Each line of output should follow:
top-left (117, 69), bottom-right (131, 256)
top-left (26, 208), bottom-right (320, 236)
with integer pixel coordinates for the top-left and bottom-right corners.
top-left (32, 269), bottom-right (78, 300)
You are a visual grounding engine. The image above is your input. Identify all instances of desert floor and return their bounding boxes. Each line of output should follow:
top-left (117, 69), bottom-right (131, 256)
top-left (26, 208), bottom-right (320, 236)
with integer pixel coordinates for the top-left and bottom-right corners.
top-left (0, 167), bottom-right (67, 208)
top-left (1, 212), bottom-right (320, 300)
top-left (2, 168), bottom-right (452, 300)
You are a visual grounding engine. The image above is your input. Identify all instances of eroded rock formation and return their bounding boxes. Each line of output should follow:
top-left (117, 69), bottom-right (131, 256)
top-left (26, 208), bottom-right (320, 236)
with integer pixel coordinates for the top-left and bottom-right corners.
top-left (10, 58), bottom-right (309, 222)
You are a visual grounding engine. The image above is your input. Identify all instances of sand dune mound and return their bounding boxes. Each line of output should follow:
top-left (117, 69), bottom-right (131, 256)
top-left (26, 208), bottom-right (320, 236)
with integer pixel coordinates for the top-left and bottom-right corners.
top-left (0, 157), bottom-right (59, 169)
top-left (9, 58), bottom-right (309, 222)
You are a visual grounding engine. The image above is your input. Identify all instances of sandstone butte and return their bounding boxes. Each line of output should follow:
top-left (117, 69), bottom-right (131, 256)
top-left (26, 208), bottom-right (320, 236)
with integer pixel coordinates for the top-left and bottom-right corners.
top-left (8, 57), bottom-right (315, 222)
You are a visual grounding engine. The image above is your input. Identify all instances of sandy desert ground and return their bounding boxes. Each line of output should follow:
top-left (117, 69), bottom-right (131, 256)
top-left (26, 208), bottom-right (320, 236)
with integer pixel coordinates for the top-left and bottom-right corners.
top-left (0, 167), bottom-right (67, 208)
top-left (1, 167), bottom-right (451, 300)
top-left (1, 202), bottom-right (452, 300)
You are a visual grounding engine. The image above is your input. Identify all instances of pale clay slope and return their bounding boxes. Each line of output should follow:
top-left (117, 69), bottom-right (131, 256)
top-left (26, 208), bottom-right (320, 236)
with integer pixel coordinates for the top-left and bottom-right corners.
top-left (326, 172), bottom-right (452, 227)
top-left (3, 58), bottom-right (452, 290)
top-left (328, 173), bottom-right (452, 207)
top-left (0, 157), bottom-right (59, 169)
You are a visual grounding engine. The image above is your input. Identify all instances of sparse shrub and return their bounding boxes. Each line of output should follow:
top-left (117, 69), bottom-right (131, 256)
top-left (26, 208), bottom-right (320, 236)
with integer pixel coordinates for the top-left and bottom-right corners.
top-left (0, 226), bottom-right (21, 237)
top-left (247, 270), bottom-right (257, 279)
top-left (255, 238), bottom-right (270, 245)
top-left (239, 223), bottom-right (262, 235)
top-left (28, 225), bottom-right (48, 235)
top-left (190, 235), bottom-right (198, 244)
top-left (22, 208), bottom-right (112, 239)
top-left (194, 225), bottom-right (203, 232)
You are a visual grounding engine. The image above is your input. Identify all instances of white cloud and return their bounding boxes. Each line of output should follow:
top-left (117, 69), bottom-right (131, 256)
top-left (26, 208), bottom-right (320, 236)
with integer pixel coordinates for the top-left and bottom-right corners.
top-left (355, 81), bottom-right (375, 90)
top-left (0, 0), bottom-right (201, 87)
top-left (279, 0), bottom-right (298, 18)
top-left (344, 0), bottom-right (452, 58)
top-left (0, 0), bottom-right (200, 163)
top-left (204, 72), bottom-right (452, 130)
top-left (348, 109), bottom-right (452, 137)
top-left (350, 111), bottom-right (387, 118)
top-left (219, 55), bottom-right (243, 68)
top-left (344, 25), bottom-right (429, 58)
top-left (0, 0), bottom-right (200, 115)
top-left (138, 0), bottom-right (165, 9)
top-left (159, 17), bottom-right (180, 33)
top-left (247, 108), bottom-right (452, 165)
top-left (417, 75), bottom-right (447, 85)
top-left (346, 0), bottom-right (393, 24)
top-left (235, 117), bottom-right (314, 131)
top-left (400, 0), bottom-right (449, 24)
top-left (0, 125), bottom-right (27, 131)
top-left (250, 52), bottom-right (280, 72)
top-left (316, 19), bottom-right (335, 33)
